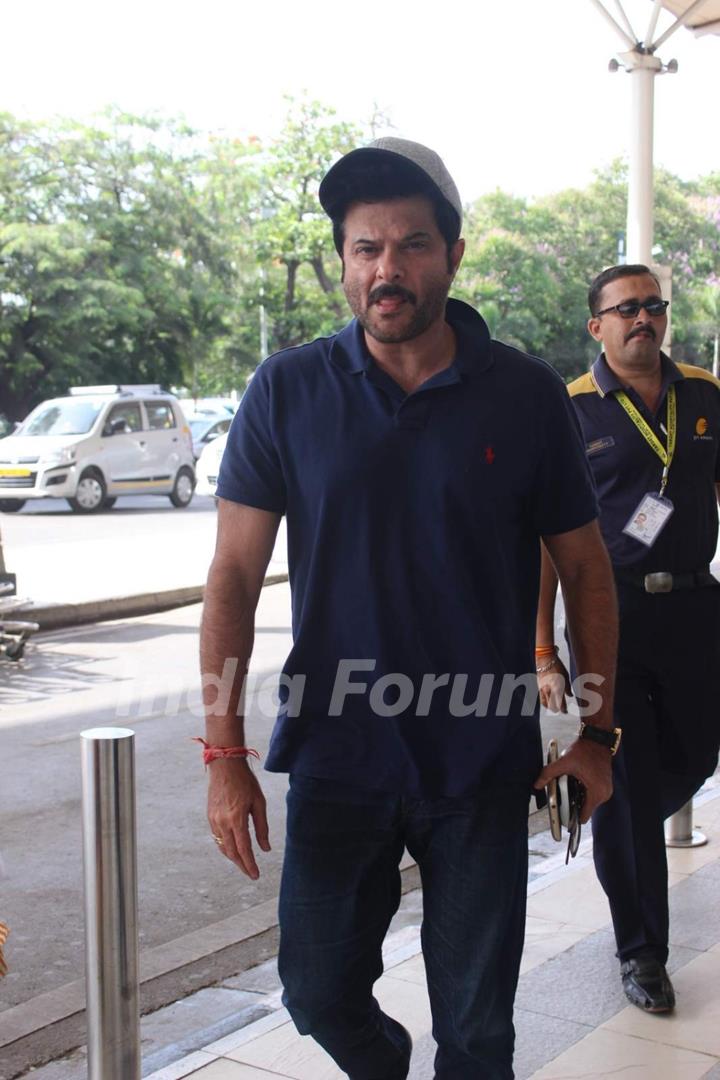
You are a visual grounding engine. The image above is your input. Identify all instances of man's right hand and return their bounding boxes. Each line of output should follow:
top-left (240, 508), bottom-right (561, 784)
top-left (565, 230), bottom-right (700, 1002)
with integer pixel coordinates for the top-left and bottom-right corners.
top-left (534, 737), bottom-right (613, 823)
top-left (538, 655), bottom-right (573, 714)
top-left (207, 759), bottom-right (271, 879)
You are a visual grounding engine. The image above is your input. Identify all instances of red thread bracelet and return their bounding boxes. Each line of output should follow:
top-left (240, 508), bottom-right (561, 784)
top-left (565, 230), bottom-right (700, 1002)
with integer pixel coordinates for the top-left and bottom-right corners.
top-left (193, 737), bottom-right (260, 767)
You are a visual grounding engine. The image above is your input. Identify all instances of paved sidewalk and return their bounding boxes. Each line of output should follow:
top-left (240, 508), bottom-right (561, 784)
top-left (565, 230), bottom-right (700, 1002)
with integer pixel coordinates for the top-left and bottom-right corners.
top-left (138, 782), bottom-right (720, 1080)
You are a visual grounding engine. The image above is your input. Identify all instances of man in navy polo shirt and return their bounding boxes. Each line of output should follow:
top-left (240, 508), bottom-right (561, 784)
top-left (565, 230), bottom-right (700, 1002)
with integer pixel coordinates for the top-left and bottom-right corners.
top-left (537, 263), bottom-right (720, 1015)
top-left (200, 139), bottom-right (618, 1079)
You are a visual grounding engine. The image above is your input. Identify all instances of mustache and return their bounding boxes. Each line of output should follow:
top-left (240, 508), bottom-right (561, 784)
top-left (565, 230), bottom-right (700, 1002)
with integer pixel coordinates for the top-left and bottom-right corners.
top-left (626, 324), bottom-right (656, 342)
top-left (368, 284), bottom-right (417, 306)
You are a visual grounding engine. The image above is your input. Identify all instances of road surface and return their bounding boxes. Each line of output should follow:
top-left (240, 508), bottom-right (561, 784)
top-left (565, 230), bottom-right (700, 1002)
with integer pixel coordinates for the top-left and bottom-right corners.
top-left (1, 583), bottom-right (293, 1013)
top-left (0, 495), bottom-right (287, 605)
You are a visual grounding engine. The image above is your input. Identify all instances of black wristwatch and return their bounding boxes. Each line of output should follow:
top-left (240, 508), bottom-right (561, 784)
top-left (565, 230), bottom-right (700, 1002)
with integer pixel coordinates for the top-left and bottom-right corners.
top-left (578, 721), bottom-right (622, 756)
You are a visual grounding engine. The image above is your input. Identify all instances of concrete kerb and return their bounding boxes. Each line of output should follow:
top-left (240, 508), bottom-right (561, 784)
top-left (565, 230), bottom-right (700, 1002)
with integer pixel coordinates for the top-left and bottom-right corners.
top-left (24, 573), bottom-right (289, 631)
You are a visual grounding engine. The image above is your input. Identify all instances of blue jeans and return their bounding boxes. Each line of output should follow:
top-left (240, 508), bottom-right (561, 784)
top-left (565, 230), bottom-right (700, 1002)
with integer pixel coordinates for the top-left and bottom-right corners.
top-left (278, 775), bottom-right (530, 1079)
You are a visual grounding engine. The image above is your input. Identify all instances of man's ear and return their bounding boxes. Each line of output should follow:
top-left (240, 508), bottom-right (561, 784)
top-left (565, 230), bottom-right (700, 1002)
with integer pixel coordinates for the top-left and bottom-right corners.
top-left (587, 316), bottom-right (603, 343)
top-left (449, 237), bottom-right (465, 277)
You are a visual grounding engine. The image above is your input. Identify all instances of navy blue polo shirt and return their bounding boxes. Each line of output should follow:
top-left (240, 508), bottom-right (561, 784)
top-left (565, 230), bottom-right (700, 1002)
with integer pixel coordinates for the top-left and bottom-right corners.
top-left (569, 354), bottom-right (720, 572)
top-left (217, 299), bottom-right (597, 797)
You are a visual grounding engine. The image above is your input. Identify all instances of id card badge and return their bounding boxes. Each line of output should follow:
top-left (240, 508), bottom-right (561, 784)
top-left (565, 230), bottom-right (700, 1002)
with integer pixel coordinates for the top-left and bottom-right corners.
top-left (622, 492), bottom-right (674, 548)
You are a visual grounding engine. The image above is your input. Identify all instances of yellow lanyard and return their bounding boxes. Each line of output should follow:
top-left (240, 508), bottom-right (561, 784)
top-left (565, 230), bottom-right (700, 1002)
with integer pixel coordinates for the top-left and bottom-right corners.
top-left (615, 384), bottom-right (676, 498)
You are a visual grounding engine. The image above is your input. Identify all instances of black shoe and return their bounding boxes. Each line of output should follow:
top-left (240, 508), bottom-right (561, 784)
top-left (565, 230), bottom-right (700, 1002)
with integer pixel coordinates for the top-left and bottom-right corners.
top-left (369, 1023), bottom-right (412, 1080)
top-left (621, 957), bottom-right (676, 1013)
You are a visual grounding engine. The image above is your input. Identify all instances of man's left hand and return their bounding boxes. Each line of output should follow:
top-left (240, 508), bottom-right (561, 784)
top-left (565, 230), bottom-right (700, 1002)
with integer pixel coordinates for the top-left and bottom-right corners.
top-left (533, 737), bottom-right (613, 823)
top-left (538, 655), bottom-right (573, 713)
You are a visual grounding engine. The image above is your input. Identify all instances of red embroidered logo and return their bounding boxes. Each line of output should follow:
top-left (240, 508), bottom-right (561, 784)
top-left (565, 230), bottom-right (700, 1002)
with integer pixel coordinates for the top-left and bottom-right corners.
top-left (484, 446), bottom-right (496, 465)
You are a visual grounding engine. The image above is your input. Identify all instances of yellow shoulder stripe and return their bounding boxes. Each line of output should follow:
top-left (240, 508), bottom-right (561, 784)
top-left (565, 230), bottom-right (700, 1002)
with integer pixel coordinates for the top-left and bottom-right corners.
top-left (676, 363), bottom-right (720, 390)
top-left (567, 371), bottom-right (599, 398)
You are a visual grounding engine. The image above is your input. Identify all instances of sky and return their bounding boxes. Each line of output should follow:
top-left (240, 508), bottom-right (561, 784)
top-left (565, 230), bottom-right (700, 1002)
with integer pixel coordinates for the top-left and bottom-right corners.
top-left (2, 0), bottom-right (718, 203)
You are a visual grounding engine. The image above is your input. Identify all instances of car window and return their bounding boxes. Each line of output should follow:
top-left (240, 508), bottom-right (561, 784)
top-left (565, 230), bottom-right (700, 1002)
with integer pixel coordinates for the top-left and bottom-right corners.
top-left (189, 418), bottom-right (213, 438)
top-left (104, 403), bottom-right (142, 434)
top-left (21, 398), bottom-right (106, 436)
top-left (145, 402), bottom-right (176, 430)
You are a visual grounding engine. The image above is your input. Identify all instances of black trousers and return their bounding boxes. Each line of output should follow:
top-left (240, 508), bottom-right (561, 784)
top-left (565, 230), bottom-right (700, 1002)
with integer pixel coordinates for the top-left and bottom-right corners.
top-left (590, 581), bottom-right (720, 963)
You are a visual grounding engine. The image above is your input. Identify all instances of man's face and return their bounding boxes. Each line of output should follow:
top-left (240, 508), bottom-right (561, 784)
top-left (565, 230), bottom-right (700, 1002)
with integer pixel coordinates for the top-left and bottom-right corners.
top-left (341, 195), bottom-right (464, 345)
top-left (587, 272), bottom-right (667, 370)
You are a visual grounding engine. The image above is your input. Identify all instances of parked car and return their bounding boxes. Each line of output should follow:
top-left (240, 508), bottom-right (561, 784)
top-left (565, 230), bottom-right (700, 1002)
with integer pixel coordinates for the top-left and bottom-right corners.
top-left (195, 431), bottom-right (228, 499)
top-left (180, 397), bottom-right (237, 419)
top-left (0, 385), bottom-right (196, 514)
top-left (187, 414), bottom-right (232, 460)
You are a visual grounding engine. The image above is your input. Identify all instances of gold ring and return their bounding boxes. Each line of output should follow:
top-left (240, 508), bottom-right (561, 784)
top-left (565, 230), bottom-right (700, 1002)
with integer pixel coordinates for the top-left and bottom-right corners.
top-left (213, 835), bottom-right (224, 846)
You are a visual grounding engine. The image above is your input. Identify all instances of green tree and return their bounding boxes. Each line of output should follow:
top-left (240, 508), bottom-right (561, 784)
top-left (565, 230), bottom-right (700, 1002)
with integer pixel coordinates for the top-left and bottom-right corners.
top-left (173, 98), bottom-right (363, 388)
top-left (4, 106), bottom-right (718, 418)
top-left (0, 110), bottom-right (235, 418)
top-left (251, 97), bottom-right (361, 351)
top-left (458, 162), bottom-right (720, 380)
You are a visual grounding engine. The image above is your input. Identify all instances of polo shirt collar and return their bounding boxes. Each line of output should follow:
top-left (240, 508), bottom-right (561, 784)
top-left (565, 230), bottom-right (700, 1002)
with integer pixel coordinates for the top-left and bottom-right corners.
top-left (329, 298), bottom-right (494, 378)
top-left (590, 351), bottom-right (684, 399)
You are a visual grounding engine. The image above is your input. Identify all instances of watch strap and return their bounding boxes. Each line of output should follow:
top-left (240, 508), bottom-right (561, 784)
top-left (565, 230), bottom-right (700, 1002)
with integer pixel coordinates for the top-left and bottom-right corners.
top-left (579, 721), bottom-right (622, 755)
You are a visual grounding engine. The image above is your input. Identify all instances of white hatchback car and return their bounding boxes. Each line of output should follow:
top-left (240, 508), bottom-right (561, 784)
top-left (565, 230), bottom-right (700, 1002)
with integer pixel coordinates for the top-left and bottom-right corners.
top-left (0, 385), bottom-right (196, 514)
top-left (195, 431), bottom-right (228, 499)
top-left (187, 414), bottom-right (232, 461)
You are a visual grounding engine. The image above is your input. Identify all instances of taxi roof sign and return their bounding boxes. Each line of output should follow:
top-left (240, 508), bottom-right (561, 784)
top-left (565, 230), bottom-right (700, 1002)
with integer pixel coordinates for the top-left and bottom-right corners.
top-left (69, 384), bottom-right (165, 397)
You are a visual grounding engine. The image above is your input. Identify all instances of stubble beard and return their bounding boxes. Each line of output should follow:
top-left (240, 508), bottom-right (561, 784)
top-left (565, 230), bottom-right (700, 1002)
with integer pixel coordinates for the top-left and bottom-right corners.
top-left (344, 280), bottom-right (451, 345)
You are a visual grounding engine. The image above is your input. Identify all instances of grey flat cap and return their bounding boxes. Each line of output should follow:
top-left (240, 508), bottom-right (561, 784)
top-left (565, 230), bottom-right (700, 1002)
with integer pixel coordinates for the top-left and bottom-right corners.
top-left (319, 137), bottom-right (462, 229)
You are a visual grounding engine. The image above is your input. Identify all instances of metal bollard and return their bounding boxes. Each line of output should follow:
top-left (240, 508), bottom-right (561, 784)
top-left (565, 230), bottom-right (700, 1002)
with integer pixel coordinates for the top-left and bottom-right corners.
top-left (665, 798), bottom-right (708, 849)
top-left (81, 727), bottom-right (141, 1080)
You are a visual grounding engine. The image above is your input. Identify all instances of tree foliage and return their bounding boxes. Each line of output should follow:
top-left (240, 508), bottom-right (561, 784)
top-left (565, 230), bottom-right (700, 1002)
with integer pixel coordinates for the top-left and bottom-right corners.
top-left (0, 110), bottom-right (234, 416)
top-left (457, 162), bottom-right (720, 379)
top-left (1, 102), bottom-right (719, 420)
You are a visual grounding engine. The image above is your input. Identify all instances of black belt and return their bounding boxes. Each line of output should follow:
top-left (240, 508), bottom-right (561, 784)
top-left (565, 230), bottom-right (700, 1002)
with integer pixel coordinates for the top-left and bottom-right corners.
top-left (614, 567), bottom-right (717, 593)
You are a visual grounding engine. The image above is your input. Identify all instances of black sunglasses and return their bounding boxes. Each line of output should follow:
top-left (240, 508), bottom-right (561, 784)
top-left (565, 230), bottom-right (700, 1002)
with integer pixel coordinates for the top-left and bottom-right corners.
top-left (594, 299), bottom-right (669, 319)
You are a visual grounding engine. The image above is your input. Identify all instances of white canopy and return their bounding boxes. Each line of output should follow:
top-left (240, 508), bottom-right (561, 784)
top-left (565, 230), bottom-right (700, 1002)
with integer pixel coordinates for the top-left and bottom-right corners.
top-left (655, 1), bottom-right (720, 35)
top-left (590, 0), bottom-right (719, 263)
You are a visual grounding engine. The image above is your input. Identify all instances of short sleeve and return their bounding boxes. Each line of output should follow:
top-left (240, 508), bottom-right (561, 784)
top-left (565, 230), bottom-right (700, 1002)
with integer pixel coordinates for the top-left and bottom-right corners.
top-left (531, 375), bottom-right (598, 536)
top-left (216, 366), bottom-right (287, 513)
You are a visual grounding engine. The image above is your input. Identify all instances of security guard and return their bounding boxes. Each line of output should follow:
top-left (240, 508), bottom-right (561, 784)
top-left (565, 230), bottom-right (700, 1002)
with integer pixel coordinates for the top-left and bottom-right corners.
top-left (537, 263), bottom-right (720, 1013)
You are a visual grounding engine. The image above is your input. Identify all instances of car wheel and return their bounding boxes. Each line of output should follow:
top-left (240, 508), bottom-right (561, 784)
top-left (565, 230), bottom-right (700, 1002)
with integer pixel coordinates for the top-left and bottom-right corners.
top-left (169, 467), bottom-right (195, 508)
top-left (68, 470), bottom-right (107, 513)
top-left (102, 497), bottom-right (117, 509)
top-left (0, 499), bottom-right (26, 513)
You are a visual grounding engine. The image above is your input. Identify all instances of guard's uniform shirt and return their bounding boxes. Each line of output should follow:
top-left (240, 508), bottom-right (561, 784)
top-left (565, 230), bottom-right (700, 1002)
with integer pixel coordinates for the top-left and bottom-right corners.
top-left (569, 355), bottom-right (720, 962)
top-left (218, 299), bottom-right (597, 797)
top-left (569, 354), bottom-right (720, 572)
